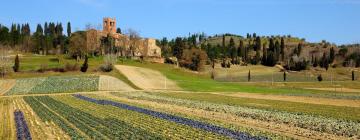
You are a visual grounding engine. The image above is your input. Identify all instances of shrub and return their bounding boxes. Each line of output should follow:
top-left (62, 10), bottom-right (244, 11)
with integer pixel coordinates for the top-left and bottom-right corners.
top-left (80, 56), bottom-right (88, 72)
top-left (13, 54), bottom-right (19, 72)
top-left (99, 63), bottom-right (113, 72)
top-left (38, 64), bottom-right (48, 73)
top-left (99, 54), bottom-right (116, 72)
top-left (317, 74), bottom-right (323, 82)
top-left (65, 63), bottom-right (79, 72)
top-left (352, 71), bottom-right (355, 81)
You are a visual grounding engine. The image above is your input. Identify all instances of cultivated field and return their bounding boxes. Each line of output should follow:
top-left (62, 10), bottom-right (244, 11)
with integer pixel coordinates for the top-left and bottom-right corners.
top-left (1, 57), bottom-right (359, 140)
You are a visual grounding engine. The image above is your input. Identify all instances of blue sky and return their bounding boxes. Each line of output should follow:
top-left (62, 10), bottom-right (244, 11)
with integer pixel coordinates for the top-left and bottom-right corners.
top-left (0, 0), bottom-right (359, 44)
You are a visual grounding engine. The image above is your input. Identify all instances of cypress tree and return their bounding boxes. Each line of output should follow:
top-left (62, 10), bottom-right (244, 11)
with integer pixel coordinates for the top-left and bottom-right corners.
top-left (13, 54), bottom-right (19, 72)
top-left (352, 71), bottom-right (355, 81)
top-left (248, 70), bottom-right (251, 82)
top-left (283, 71), bottom-right (286, 82)
top-left (280, 37), bottom-right (285, 60)
top-left (80, 56), bottom-right (88, 72)
top-left (67, 22), bottom-right (71, 37)
top-left (317, 74), bottom-right (323, 82)
top-left (329, 47), bottom-right (335, 63)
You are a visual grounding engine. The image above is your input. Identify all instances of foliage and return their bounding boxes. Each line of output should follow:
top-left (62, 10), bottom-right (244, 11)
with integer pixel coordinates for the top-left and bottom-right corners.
top-left (100, 54), bottom-right (116, 72)
top-left (80, 56), bottom-right (88, 72)
top-left (69, 31), bottom-right (87, 58)
top-left (74, 94), bottom-right (261, 140)
top-left (13, 54), bottom-right (20, 72)
top-left (179, 48), bottom-right (208, 71)
top-left (112, 92), bottom-right (360, 138)
top-left (6, 75), bottom-right (98, 95)
top-left (317, 74), bottom-right (323, 82)
top-left (25, 96), bottom-right (163, 139)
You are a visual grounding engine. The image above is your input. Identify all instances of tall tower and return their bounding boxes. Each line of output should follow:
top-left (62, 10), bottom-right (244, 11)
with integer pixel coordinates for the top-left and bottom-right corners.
top-left (103, 17), bottom-right (116, 34)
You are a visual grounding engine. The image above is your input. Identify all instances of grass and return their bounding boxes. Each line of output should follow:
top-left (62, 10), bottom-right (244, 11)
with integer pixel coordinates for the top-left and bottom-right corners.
top-left (3, 54), bottom-right (140, 90)
top-left (118, 59), bottom-right (359, 97)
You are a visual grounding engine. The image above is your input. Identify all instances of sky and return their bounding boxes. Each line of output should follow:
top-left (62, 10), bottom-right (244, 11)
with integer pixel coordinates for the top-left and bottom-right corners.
top-left (0, 0), bottom-right (359, 45)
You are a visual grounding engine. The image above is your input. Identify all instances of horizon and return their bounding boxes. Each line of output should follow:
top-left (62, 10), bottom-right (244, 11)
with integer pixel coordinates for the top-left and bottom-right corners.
top-left (1, 0), bottom-right (359, 45)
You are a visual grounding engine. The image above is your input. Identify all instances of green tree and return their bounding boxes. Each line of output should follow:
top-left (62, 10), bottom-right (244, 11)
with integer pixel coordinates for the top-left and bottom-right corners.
top-left (80, 55), bottom-right (88, 72)
top-left (67, 22), bottom-right (71, 37)
top-left (254, 36), bottom-right (261, 51)
top-left (317, 74), bottom-right (323, 82)
top-left (10, 24), bottom-right (20, 47)
top-left (116, 28), bottom-right (122, 34)
top-left (237, 40), bottom-right (244, 58)
top-left (352, 71), bottom-right (355, 81)
top-left (280, 37), bottom-right (285, 60)
top-left (261, 45), bottom-right (267, 65)
top-left (0, 25), bottom-right (10, 45)
top-left (13, 54), bottom-right (19, 72)
top-left (329, 47), bottom-right (335, 63)
top-left (173, 37), bottom-right (184, 59)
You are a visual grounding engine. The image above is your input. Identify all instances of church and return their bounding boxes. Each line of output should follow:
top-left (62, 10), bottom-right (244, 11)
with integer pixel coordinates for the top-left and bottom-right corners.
top-left (86, 17), bottom-right (162, 62)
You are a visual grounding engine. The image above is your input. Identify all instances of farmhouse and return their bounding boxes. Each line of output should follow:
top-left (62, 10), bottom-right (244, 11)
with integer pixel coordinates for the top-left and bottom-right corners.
top-left (86, 17), bottom-right (163, 62)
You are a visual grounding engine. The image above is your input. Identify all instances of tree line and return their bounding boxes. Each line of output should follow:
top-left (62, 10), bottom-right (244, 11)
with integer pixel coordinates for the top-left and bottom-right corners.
top-left (158, 33), bottom-right (358, 72)
top-left (0, 22), bottom-right (72, 54)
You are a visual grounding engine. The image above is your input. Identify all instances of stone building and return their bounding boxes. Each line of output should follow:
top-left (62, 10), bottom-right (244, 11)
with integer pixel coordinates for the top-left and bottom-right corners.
top-left (86, 17), bottom-right (162, 61)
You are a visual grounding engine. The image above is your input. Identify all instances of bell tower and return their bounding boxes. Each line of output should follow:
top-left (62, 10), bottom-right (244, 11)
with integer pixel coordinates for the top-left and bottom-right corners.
top-left (103, 17), bottom-right (116, 34)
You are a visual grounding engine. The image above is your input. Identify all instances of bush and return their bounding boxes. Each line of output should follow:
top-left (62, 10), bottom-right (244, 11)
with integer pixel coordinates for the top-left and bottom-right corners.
top-left (317, 74), bottom-right (323, 82)
top-left (65, 63), bottom-right (79, 71)
top-left (13, 54), bottom-right (19, 72)
top-left (99, 63), bottom-right (113, 72)
top-left (38, 64), bottom-right (48, 73)
top-left (80, 56), bottom-right (88, 72)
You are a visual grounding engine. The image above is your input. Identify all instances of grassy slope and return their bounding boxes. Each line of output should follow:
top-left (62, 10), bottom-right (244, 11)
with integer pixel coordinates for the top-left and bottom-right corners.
top-left (119, 60), bottom-right (357, 96)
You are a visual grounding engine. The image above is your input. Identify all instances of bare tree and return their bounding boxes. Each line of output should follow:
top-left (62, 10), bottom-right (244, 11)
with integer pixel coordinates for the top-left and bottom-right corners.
top-left (125, 28), bottom-right (141, 57)
top-left (85, 23), bottom-right (100, 56)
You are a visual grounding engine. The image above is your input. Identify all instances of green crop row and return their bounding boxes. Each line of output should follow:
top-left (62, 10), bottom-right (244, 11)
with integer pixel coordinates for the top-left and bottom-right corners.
top-left (53, 95), bottom-right (228, 139)
top-left (6, 75), bottom-right (99, 95)
top-left (25, 96), bottom-right (162, 140)
top-left (110, 91), bottom-right (360, 139)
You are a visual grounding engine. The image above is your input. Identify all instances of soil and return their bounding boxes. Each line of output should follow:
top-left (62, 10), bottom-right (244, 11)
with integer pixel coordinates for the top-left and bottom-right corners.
top-left (114, 65), bottom-right (180, 90)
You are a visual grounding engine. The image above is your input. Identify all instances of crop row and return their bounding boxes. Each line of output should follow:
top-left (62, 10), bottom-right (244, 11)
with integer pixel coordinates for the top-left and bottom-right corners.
top-left (111, 92), bottom-right (360, 138)
top-left (55, 95), bottom-right (228, 139)
top-left (14, 110), bottom-right (31, 140)
top-left (25, 96), bottom-right (162, 139)
top-left (23, 96), bottom-right (84, 139)
top-left (7, 75), bottom-right (99, 95)
top-left (73, 94), bottom-right (264, 140)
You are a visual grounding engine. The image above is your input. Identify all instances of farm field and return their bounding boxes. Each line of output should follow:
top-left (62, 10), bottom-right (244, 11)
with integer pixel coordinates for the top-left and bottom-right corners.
top-left (0, 57), bottom-right (359, 140)
top-left (0, 91), bottom-right (359, 139)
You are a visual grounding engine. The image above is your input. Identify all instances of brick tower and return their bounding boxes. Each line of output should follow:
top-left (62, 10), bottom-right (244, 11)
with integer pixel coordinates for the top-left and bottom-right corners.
top-left (103, 17), bottom-right (116, 34)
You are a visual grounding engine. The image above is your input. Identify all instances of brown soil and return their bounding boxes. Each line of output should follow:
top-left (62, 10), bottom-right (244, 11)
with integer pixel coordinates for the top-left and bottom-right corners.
top-left (115, 65), bottom-right (180, 90)
top-left (98, 75), bottom-right (134, 91)
top-left (215, 92), bottom-right (360, 108)
top-left (306, 88), bottom-right (360, 93)
top-left (0, 79), bottom-right (16, 95)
